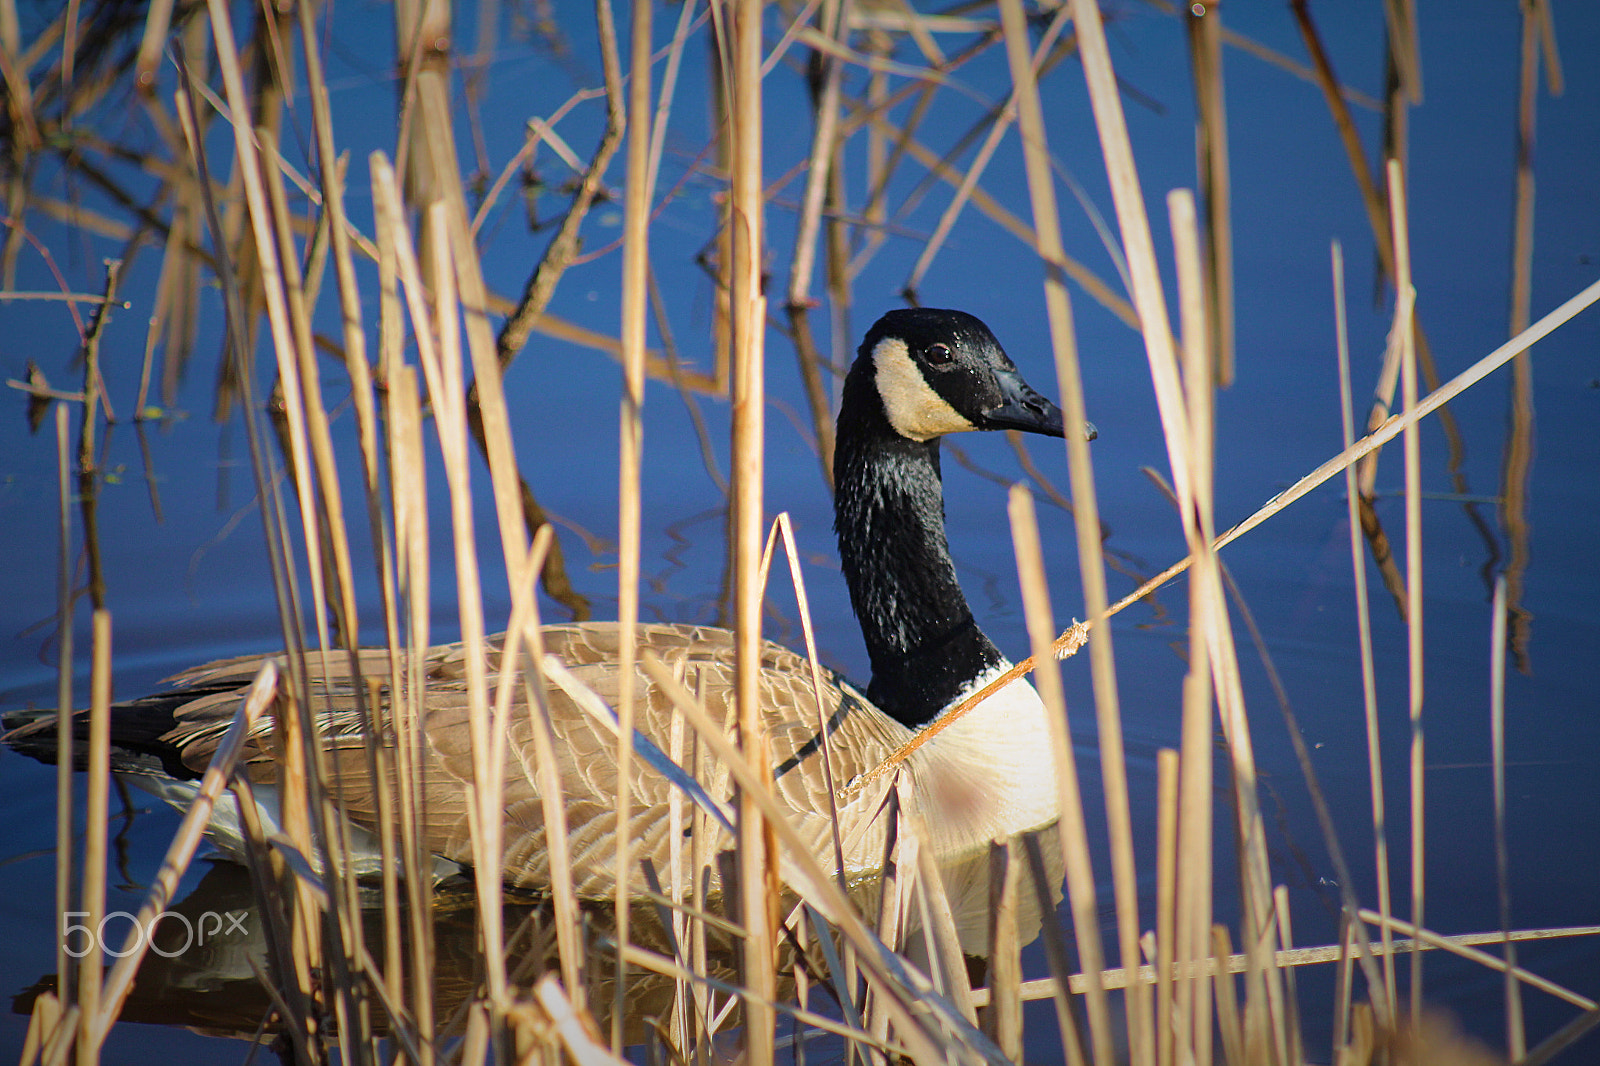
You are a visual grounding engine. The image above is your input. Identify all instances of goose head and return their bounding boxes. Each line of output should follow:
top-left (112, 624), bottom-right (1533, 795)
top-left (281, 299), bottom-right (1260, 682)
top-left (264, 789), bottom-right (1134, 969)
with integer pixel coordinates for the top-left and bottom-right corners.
top-left (833, 308), bottom-right (1091, 727)
top-left (854, 307), bottom-right (1095, 444)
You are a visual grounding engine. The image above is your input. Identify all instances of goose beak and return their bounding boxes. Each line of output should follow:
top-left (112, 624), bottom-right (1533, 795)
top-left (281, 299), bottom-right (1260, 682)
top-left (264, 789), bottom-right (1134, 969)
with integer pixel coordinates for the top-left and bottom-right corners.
top-left (978, 369), bottom-right (1095, 441)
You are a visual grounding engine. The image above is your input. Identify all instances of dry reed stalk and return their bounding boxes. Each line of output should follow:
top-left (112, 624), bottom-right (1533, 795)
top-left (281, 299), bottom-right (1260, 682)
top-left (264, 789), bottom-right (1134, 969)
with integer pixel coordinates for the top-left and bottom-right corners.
top-left (1210, 926), bottom-right (1243, 1066)
top-left (20, 995), bottom-right (68, 1066)
top-left (1018, 832), bottom-right (1088, 1066)
top-left (1272, 885), bottom-right (1305, 1066)
top-left (1333, 919), bottom-right (1358, 1053)
top-left (1500, 0), bottom-right (1542, 672)
top-left (302, 12), bottom-right (414, 1019)
top-left (75, 259), bottom-right (118, 610)
top-left (976, 922), bottom-right (1600, 1002)
top-left (1170, 189), bottom-right (1214, 1066)
top-left (666, 700), bottom-right (693, 1056)
top-left (645, 0), bottom-right (704, 222)
top-left (259, 125), bottom-right (366, 685)
top-left (175, 53), bottom-right (321, 1023)
top-left (868, 788), bottom-right (906, 1052)
top-left (722, 0), bottom-right (777, 1059)
top-left (985, 838), bottom-right (1023, 1060)
top-left (613, 0), bottom-right (655, 1045)
top-left (434, 144), bottom-right (537, 613)
top-left (1154, 749), bottom-right (1177, 1066)
top-left (1177, 652), bottom-right (1214, 1066)
top-left (757, 514), bottom-right (848, 882)
top-left (1168, 185), bottom-right (1290, 1064)
top-left (392, 0), bottom-right (447, 240)
top-left (52, 405), bottom-right (75, 1011)
top-left (1382, 0), bottom-right (1422, 104)
top-left (1385, 158), bottom-right (1425, 1031)
top-left (1333, 240), bottom-right (1398, 1017)
top-left (418, 202), bottom-right (509, 1007)
top-left (1185, 3), bottom-right (1233, 387)
top-left (369, 161), bottom-right (443, 1060)
top-left (1064, 8), bottom-right (1237, 1057)
top-left (386, 363), bottom-right (441, 1059)
top-left (1356, 912), bottom-right (1598, 1013)
top-left (1489, 576), bottom-right (1525, 1059)
top-left (74, 609), bottom-right (111, 1065)
top-left (1007, 485), bottom-right (1117, 1066)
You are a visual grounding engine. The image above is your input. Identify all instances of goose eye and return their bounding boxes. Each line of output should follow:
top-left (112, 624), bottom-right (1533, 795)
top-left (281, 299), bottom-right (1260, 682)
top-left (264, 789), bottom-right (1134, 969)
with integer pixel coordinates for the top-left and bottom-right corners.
top-left (925, 342), bottom-right (954, 367)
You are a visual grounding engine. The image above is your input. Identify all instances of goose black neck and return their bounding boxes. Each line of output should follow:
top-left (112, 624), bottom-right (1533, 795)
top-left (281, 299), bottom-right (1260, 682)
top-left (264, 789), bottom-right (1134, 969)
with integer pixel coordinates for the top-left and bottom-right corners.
top-left (833, 364), bottom-right (1004, 727)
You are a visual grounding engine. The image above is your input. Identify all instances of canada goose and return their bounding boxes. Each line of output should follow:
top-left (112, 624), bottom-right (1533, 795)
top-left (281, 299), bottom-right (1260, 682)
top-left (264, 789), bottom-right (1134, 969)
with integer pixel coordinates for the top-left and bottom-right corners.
top-left (4, 308), bottom-right (1090, 897)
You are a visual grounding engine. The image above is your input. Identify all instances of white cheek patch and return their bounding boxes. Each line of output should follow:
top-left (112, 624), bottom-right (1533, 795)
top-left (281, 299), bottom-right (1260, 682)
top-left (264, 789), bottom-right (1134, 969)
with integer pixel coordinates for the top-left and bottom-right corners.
top-left (872, 338), bottom-right (976, 441)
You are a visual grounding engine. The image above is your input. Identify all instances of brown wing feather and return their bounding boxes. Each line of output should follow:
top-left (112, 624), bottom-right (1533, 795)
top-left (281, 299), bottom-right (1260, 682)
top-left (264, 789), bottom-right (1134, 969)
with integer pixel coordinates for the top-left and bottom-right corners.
top-left (149, 622), bottom-right (910, 896)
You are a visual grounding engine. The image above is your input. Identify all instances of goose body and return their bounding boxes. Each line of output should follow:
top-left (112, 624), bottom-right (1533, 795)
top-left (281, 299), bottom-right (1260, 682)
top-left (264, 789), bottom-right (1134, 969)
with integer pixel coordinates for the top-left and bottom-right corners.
top-left (5, 308), bottom-right (1087, 896)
